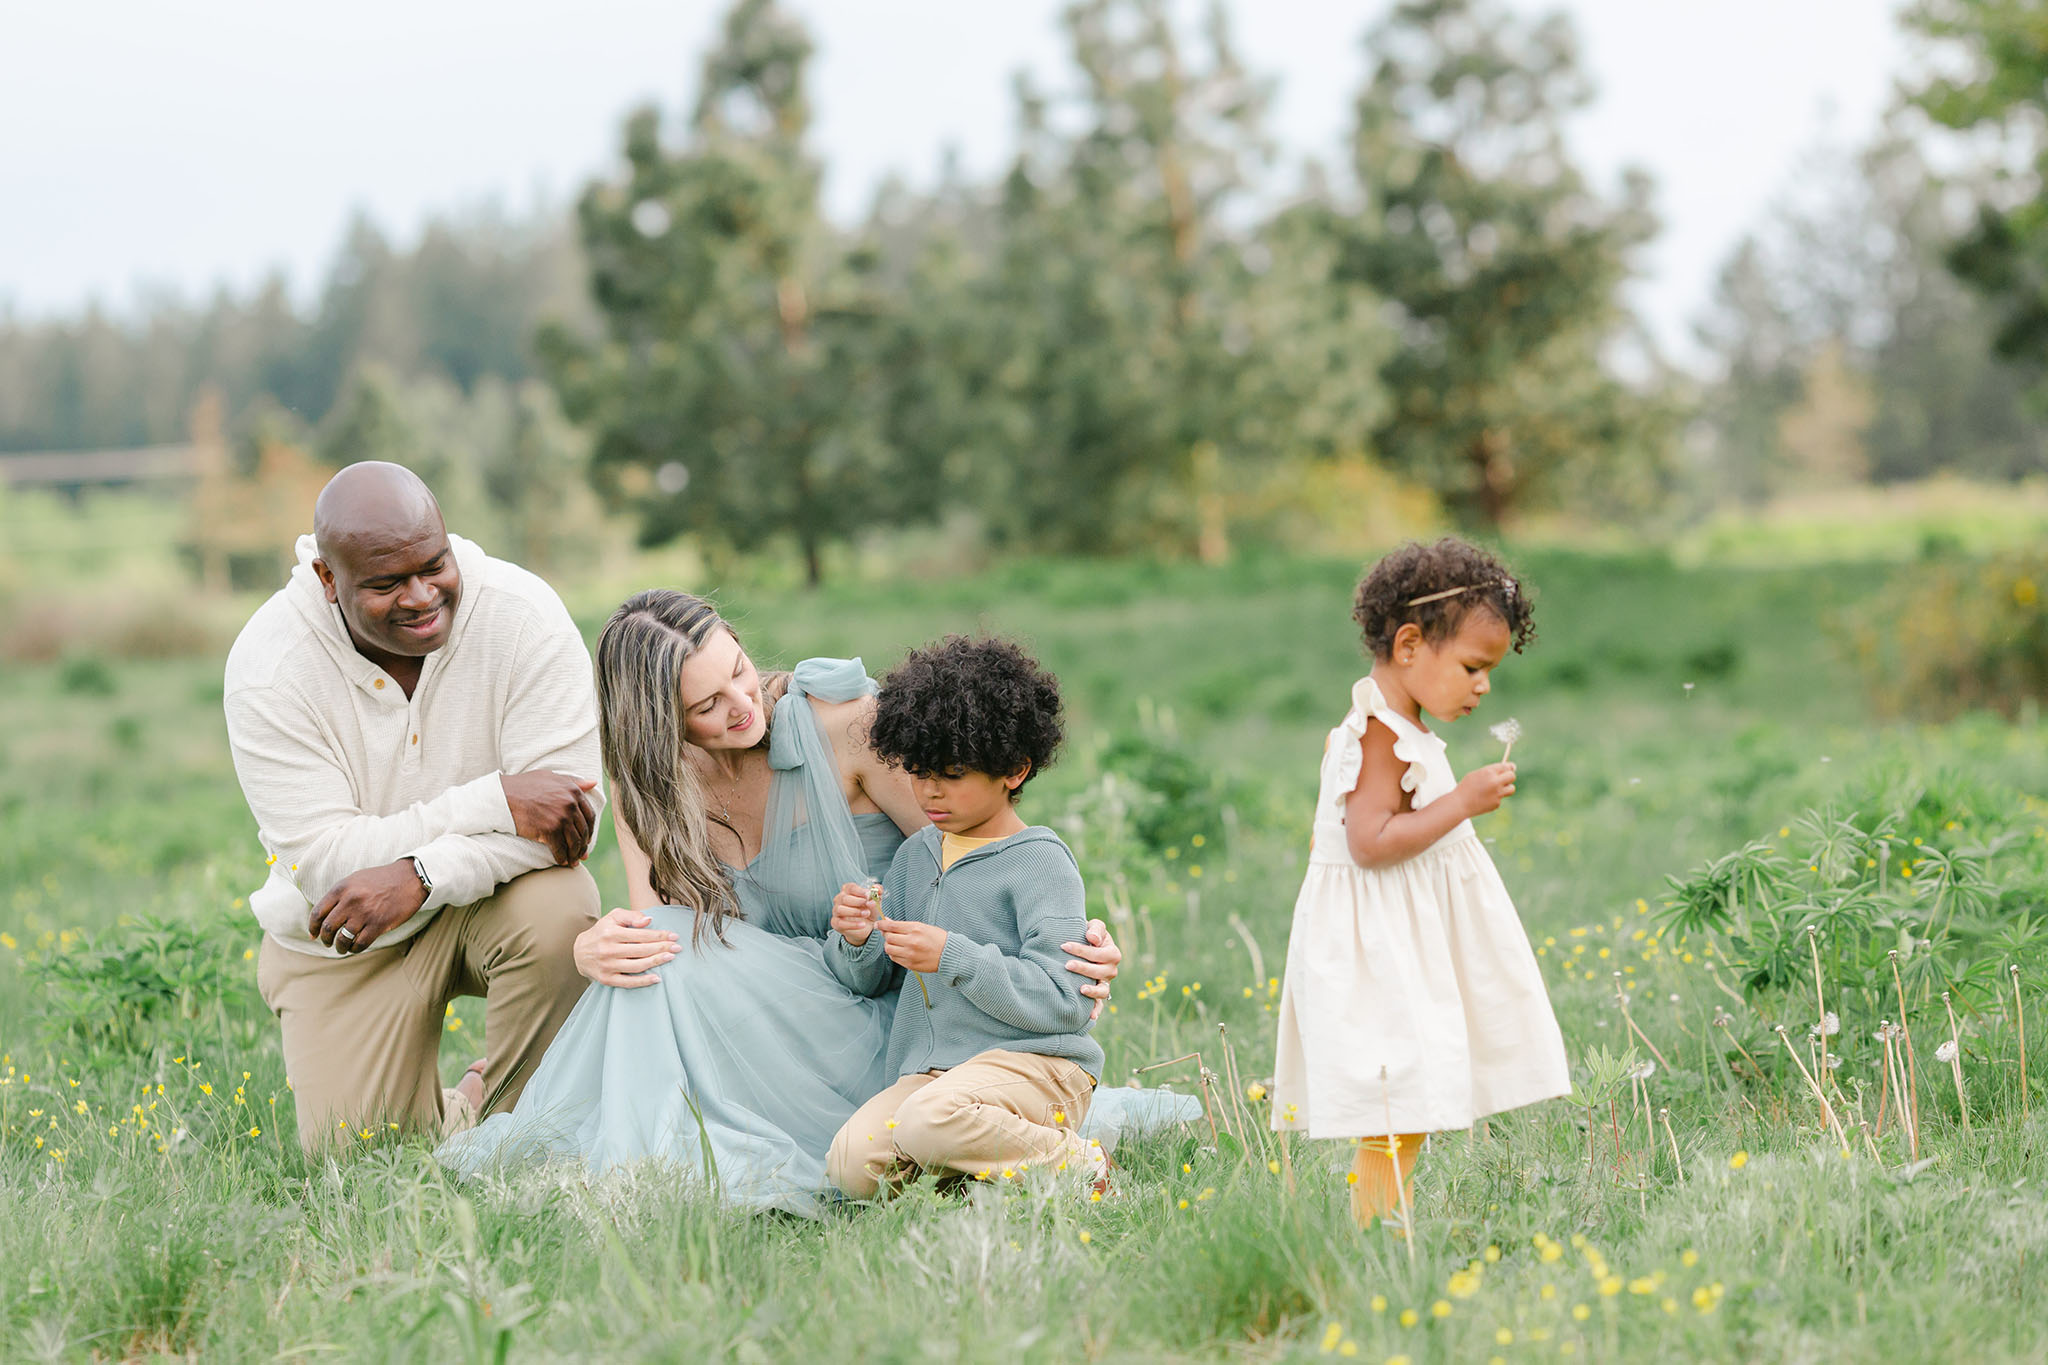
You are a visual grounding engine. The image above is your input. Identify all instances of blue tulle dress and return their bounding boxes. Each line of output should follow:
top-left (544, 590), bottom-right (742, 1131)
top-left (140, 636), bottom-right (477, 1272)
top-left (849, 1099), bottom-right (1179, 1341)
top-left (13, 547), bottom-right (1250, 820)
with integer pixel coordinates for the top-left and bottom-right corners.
top-left (437, 658), bottom-right (1193, 1213)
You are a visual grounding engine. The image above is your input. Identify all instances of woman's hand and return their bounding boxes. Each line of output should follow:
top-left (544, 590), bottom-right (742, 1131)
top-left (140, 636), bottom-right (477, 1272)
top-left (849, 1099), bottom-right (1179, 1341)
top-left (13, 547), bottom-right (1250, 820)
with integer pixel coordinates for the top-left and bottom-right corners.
top-left (1061, 920), bottom-right (1123, 1022)
top-left (1454, 761), bottom-right (1517, 818)
top-left (830, 882), bottom-right (880, 946)
top-left (573, 907), bottom-right (679, 988)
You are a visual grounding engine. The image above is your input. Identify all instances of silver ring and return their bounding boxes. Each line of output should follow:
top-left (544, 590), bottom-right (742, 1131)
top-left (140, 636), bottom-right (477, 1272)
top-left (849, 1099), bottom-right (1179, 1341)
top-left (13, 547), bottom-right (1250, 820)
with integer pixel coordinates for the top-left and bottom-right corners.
top-left (334, 926), bottom-right (358, 949)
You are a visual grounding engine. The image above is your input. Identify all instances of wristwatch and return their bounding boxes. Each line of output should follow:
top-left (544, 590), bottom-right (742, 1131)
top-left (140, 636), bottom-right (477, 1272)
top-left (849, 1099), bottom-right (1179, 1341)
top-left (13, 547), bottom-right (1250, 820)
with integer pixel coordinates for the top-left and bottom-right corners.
top-left (409, 856), bottom-right (433, 901)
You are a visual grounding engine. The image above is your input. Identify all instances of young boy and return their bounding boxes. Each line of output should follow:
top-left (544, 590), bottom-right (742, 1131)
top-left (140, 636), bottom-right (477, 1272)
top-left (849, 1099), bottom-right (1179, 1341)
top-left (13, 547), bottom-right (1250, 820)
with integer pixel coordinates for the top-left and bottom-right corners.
top-left (823, 636), bottom-right (1107, 1197)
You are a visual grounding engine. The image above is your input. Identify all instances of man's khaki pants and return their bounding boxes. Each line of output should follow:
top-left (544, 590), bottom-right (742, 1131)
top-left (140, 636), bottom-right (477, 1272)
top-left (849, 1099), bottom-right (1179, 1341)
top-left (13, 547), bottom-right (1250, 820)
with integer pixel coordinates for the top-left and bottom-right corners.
top-left (257, 864), bottom-right (599, 1151)
top-left (827, 1049), bottom-right (1097, 1198)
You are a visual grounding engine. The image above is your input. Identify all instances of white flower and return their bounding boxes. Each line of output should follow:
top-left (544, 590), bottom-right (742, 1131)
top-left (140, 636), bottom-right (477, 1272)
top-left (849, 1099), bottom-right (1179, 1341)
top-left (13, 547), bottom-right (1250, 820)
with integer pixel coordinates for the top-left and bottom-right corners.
top-left (1712, 1008), bottom-right (1733, 1028)
top-left (1825, 1054), bottom-right (1842, 1070)
top-left (1489, 718), bottom-right (1522, 748)
top-left (1629, 1060), bottom-right (1657, 1082)
top-left (1809, 1012), bottom-right (1840, 1040)
top-left (1936, 1040), bottom-right (1959, 1064)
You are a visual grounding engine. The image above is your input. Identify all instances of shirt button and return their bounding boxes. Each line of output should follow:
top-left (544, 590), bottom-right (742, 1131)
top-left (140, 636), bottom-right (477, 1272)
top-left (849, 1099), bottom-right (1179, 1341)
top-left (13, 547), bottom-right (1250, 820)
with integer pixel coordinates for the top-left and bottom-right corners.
top-left (373, 678), bottom-right (385, 690)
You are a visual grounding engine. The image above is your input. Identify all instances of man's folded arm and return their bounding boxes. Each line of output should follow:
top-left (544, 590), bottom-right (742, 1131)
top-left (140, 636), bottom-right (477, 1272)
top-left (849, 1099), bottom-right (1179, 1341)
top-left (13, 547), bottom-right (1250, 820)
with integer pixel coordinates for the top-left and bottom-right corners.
top-left (495, 602), bottom-right (608, 847)
top-left (226, 683), bottom-right (516, 903)
top-left (414, 602), bottom-right (606, 907)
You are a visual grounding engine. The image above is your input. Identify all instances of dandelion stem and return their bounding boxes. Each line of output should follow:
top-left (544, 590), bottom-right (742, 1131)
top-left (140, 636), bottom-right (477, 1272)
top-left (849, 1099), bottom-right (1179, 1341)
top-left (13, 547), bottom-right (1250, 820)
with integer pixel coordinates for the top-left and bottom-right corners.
top-left (2014, 965), bottom-right (2029, 1124)
top-left (1660, 1107), bottom-right (1684, 1182)
top-left (1613, 982), bottom-right (1672, 1072)
top-left (1776, 1024), bottom-right (1850, 1153)
top-left (1874, 1026), bottom-right (1894, 1140)
top-left (1216, 1023), bottom-right (1253, 1160)
top-left (1891, 952), bottom-right (1921, 1162)
top-left (1380, 1065), bottom-right (1416, 1265)
top-left (1196, 1064), bottom-right (1226, 1148)
top-left (1716, 1017), bottom-right (1766, 1087)
top-left (1943, 991), bottom-right (1971, 1132)
top-left (1806, 925), bottom-right (1828, 1082)
top-left (1135, 1051), bottom-right (1222, 1151)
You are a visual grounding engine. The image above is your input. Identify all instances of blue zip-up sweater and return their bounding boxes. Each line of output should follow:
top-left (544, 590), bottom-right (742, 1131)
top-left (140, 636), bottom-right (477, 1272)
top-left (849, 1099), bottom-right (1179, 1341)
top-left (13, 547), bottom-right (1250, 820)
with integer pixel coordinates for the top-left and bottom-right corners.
top-left (824, 824), bottom-right (1104, 1081)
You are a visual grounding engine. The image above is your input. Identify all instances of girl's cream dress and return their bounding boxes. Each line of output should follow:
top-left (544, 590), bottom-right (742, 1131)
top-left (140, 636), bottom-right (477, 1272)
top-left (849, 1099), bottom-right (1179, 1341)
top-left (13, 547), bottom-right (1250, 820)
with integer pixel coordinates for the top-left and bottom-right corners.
top-left (1272, 676), bottom-right (1569, 1138)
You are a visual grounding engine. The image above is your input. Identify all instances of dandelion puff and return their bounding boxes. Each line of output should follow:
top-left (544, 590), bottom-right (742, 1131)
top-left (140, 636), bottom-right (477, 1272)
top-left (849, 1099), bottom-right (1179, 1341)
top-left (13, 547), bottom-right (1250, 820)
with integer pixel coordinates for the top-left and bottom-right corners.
top-left (1936, 1040), bottom-right (1959, 1064)
top-left (1489, 718), bottom-right (1522, 761)
top-left (1825, 1054), bottom-right (1842, 1070)
top-left (1630, 1060), bottom-right (1657, 1082)
top-left (1810, 1011), bottom-right (1840, 1040)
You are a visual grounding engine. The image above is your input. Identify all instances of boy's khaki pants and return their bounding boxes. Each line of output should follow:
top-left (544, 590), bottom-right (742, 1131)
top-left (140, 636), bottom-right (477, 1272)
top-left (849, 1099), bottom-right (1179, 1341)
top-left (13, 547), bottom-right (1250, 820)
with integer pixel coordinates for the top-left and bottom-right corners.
top-left (827, 1048), bottom-right (1098, 1197)
top-left (257, 864), bottom-right (598, 1151)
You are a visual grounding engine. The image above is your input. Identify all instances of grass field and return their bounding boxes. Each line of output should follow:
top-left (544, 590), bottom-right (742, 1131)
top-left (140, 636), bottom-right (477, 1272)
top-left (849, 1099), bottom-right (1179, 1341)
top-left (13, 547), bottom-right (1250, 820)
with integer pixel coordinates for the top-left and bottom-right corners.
top-left (3, 545), bottom-right (2047, 1361)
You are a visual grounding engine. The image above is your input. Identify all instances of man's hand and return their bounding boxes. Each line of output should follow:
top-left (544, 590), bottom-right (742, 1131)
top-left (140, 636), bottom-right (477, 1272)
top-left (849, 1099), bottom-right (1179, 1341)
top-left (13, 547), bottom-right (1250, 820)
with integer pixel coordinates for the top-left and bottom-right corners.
top-left (309, 860), bottom-right (428, 953)
top-left (877, 918), bottom-right (947, 974)
top-left (830, 882), bottom-right (881, 947)
top-left (502, 770), bottom-right (599, 865)
top-left (1060, 919), bottom-right (1123, 1022)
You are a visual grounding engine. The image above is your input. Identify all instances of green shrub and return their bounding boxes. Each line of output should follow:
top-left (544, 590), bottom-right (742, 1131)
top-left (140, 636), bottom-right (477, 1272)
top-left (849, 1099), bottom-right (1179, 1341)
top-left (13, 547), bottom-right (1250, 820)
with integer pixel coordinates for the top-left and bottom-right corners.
top-left (57, 654), bottom-right (117, 696)
top-left (23, 910), bottom-right (262, 1054)
top-left (1658, 771), bottom-right (2048, 1032)
top-left (1850, 551), bottom-right (2048, 719)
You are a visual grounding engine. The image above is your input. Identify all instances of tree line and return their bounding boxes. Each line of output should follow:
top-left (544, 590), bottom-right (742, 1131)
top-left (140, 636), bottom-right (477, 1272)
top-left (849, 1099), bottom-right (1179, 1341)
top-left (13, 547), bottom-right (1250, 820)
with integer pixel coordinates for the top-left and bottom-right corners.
top-left (4, 0), bottom-right (2046, 582)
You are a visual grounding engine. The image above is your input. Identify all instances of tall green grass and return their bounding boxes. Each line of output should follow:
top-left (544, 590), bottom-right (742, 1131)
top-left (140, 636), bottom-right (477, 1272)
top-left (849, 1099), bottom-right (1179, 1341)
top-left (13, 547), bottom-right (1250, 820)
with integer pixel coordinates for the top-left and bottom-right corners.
top-left (2, 548), bottom-right (2045, 1361)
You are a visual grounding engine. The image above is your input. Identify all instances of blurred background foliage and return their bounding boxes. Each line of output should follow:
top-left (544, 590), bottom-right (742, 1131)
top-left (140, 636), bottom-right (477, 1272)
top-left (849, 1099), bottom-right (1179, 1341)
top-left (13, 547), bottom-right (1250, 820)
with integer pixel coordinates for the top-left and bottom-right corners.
top-left (2, 0), bottom-right (2047, 719)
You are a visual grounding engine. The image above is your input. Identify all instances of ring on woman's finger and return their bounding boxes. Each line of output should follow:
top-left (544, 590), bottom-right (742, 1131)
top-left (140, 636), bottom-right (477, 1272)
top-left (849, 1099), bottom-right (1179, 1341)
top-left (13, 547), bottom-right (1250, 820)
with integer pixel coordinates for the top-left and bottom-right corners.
top-left (335, 925), bottom-right (358, 951)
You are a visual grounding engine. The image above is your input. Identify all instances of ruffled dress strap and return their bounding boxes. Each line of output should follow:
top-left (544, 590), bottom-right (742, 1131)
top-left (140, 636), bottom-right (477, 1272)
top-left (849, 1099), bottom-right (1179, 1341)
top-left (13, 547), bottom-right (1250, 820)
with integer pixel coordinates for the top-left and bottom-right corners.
top-left (785, 656), bottom-right (878, 710)
top-left (745, 659), bottom-right (883, 935)
top-left (1329, 675), bottom-right (1435, 806)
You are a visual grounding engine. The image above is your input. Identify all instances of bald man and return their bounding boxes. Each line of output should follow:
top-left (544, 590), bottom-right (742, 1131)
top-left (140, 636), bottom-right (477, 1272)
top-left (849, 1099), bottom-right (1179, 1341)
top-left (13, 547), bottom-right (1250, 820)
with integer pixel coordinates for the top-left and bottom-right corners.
top-left (225, 462), bottom-right (604, 1151)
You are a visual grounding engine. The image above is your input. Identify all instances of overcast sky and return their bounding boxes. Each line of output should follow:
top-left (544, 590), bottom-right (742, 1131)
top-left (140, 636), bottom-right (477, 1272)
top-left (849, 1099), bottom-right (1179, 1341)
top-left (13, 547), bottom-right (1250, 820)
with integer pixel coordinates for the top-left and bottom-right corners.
top-left (3, 1), bottom-right (1908, 363)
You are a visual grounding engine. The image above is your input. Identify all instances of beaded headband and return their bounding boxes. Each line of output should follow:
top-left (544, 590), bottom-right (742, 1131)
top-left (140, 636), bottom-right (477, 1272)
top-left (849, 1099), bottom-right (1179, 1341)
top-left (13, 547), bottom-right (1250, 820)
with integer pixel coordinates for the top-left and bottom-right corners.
top-left (1406, 578), bottom-right (1517, 607)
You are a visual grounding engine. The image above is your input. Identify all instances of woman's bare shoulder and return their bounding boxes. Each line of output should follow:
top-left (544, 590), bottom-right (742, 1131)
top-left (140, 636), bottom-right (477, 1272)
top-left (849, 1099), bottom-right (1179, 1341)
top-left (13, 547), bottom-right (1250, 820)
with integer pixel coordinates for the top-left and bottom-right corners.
top-left (807, 689), bottom-right (878, 735)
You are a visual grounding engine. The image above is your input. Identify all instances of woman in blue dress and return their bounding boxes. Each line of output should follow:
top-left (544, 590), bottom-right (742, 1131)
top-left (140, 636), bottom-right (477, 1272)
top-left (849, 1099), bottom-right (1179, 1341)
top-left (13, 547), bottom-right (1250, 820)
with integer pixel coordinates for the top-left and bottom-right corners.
top-left (440, 591), bottom-right (1181, 1211)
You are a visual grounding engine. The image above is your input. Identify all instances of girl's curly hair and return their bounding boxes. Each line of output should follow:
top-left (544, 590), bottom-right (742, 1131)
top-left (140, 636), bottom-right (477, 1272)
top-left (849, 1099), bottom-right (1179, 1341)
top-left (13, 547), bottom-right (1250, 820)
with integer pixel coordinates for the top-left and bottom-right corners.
top-left (1353, 538), bottom-right (1536, 660)
top-left (869, 636), bottom-right (1063, 798)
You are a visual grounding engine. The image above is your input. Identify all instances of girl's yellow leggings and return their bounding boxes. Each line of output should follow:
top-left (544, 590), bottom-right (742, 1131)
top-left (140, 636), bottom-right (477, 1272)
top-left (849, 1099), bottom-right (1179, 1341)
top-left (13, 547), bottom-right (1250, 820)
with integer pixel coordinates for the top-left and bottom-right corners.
top-left (1349, 1133), bottom-right (1427, 1228)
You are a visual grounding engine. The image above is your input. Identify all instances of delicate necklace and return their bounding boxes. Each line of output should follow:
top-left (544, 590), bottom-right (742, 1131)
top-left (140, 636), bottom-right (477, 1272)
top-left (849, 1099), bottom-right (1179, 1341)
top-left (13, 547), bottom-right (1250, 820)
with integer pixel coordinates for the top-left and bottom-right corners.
top-left (708, 756), bottom-right (748, 825)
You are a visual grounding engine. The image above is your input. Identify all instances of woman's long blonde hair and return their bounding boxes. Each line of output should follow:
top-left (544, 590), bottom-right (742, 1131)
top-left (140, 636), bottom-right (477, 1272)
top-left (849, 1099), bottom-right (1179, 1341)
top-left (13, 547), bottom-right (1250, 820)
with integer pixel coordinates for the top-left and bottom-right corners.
top-left (594, 589), bottom-right (765, 946)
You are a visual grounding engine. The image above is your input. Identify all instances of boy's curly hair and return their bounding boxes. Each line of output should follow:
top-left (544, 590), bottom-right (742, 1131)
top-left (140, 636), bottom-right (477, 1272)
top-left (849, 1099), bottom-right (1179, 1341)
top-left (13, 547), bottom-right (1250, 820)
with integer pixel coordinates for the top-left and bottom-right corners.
top-left (869, 636), bottom-right (1064, 798)
top-left (1353, 538), bottom-right (1536, 660)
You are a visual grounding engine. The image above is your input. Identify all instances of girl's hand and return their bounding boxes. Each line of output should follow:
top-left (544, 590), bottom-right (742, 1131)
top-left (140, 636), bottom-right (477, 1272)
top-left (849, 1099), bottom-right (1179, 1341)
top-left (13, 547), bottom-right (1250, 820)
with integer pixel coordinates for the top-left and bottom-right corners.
top-left (1455, 762), bottom-right (1517, 817)
top-left (574, 907), bottom-right (679, 988)
top-left (831, 881), bottom-right (879, 946)
top-left (878, 918), bottom-right (947, 973)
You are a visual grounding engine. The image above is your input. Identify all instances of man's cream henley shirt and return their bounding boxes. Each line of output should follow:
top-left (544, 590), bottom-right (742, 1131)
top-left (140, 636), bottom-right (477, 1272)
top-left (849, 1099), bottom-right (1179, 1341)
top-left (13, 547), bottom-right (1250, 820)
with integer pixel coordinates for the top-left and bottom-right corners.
top-left (225, 533), bottom-right (604, 957)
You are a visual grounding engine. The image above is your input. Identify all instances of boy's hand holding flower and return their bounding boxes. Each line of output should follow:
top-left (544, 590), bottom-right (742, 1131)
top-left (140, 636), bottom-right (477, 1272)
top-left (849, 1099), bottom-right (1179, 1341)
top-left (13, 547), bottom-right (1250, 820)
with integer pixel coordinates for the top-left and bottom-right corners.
top-left (1455, 762), bottom-right (1517, 818)
top-left (831, 881), bottom-right (882, 946)
top-left (878, 918), bottom-right (948, 973)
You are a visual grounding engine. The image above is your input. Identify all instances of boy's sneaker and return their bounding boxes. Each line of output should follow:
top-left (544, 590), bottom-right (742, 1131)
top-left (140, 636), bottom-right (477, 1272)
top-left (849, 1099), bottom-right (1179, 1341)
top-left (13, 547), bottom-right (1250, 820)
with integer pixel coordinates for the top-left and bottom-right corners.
top-left (1081, 1142), bottom-right (1116, 1202)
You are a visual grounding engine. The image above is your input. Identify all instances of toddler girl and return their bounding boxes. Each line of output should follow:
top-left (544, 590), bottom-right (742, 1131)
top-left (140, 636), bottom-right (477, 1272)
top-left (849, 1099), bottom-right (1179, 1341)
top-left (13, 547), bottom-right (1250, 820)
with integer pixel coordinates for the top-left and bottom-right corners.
top-left (1271, 538), bottom-right (1569, 1228)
